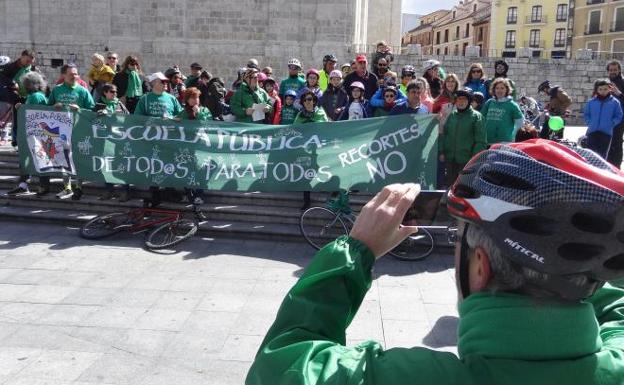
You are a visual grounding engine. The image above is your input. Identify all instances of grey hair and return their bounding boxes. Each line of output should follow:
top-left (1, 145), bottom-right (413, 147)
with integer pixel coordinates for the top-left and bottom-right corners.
top-left (20, 71), bottom-right (47, 93)
top-left (465, 224), bottom-right (524, 292)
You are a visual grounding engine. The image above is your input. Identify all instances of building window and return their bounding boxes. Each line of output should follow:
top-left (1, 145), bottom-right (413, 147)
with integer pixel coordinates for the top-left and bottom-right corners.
top-left (473, 3), bottom-right (477, 12)
top-left (586, 0), bottom-right (604, 4)
top-left (586, 10), bottom-right (602, 34)
top-left (465, 23), bottom-right (470, 38)
top-left (613, 40), bottom-right (624, 59)
top-left (586, 41), bottom-right (600, 52)
top-left (463, 42), bottom-right (469, 55)
top-left (613, 7), bottom-right (624, 32)
top-left (436, 31), bottom-right (441, 44)
top-left (444, 29), bottom-right (449, 43)
top-left (444, 47), bottom-right (448, 55)
top-left (554, 28), bottom-right (566, 47)
top-left (454, 45), bottom-right (459, 55)
top-left (453, 11), bottom-right (456, 18)
top-left (437, 48), bottom-right (441, 55)
top-left (507, 7), bottom-right (518, 24)
top-left (478, 27), bottom-right (484, 41)
top-left (556, 4), bottom-right (568, 22)
top-left (455, 26), bottom-right (460, 39)
top-left (529, 29), bottom-right (541, 48)
top-left (531, 6), bottom-right (543, 23)
top-left (505, 30), bottom-right (516, 48)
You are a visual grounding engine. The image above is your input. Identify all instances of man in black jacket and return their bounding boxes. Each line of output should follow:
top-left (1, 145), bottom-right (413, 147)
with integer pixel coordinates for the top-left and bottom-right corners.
top-left (343, 54), bottom-right (378, 101)
top-left (607, 60), bottom-right (624, 168)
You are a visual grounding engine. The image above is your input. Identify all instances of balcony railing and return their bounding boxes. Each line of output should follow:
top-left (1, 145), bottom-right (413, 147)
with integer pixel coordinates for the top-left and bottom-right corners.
top-left (586, 0), bottom-right (604, 4)
top-left (611, 20), bottom-right (624, 32)
top-left (525, 15), bottom-right (547, 24)
top-left (556, 14), bottom-right (568, 22)
top-left (505, 42), bottom-right (516, 48)
top-left (524, 40), bottom-right (545, 48)
top-left (585, 23), bottom-right (602, 34)
top-left (553, 39), bottom-right (566, 47)
top-left (507, 17), bottom-right (517, 24)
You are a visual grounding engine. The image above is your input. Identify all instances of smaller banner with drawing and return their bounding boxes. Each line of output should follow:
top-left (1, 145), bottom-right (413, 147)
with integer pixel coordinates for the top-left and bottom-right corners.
top-left (19, 106), bottom-right (439, 192)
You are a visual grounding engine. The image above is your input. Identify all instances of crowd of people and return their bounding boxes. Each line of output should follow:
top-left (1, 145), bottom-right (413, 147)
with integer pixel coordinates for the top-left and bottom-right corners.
top-left (1, 43), bottom-right (623, 204)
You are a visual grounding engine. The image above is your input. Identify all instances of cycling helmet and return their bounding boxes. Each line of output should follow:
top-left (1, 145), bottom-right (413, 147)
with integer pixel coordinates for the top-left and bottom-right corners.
top-left (323, 54), bottom-right (338, 63)
top-left (284, 89), bottom-right (297, 98)
top-left (242, 67), bottom-right (258, 80)
top-left (306, 68), bottom-right (320, 78)
top-left (350, 81), bottom-right (365, 91)
top-left (341, 63), bottom-right (351, 70)
top-left (264, 77), bottom-right (276, 85)
top-left (0, 56), bottom-right (10, 66)
top-left (448, 139), bottom-right (624, 301)
top-left (401, 65), bottom-right (416, 77)
top-left (455, 88), bottom-right (473, 101)
top-left (538, 80), bottom-right (550, 93)
top-left (256, 72), bottom-right (267, 82)
top-left (472, 91), bottom-right (485, 104)
top-left (287, 58), bottom-right (302, 69)
top-left (329, 70), bottom-right (343, 79)
top-left (384, 86), bottom-right (398, 95)
top-left (422, 59), bottom-right (440, 72)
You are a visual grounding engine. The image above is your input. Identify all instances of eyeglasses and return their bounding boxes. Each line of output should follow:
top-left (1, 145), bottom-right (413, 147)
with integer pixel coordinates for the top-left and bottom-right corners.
top-left (471, 69), bottom-right (482, 73)
top-left (303, 98), bottom-right (314, 102)
top-left (288, 66), bottom-right (299, 70)
top-left (107, 90), bottom-right (117, 94)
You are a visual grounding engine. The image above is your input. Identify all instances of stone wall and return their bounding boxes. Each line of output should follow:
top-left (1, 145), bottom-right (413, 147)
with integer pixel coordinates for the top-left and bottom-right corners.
top-left (393, 55), bottom-right (610, 125)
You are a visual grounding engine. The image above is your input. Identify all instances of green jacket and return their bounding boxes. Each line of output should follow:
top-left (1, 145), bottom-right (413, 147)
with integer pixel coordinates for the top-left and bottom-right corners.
top-left (230, 82), bottom-right (272, 123)
top-left (481, 96), bottom-right (523, 145)
top-left (246, 236), bottom-right (624, 385)
top-left (440, 107), bottom-right (487, 164)
top-left (176, 106), bottom-right (213, 121)
top-left (293, 107), bottom-right (329, 124)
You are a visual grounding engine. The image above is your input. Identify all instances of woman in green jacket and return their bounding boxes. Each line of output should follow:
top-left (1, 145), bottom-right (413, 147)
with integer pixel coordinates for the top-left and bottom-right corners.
top-left (480, 77), bottom-right (524, 145)
top-left (293, 89), bottom-right (328, 209)
top-left (230, 68), bottom-right (272, 123)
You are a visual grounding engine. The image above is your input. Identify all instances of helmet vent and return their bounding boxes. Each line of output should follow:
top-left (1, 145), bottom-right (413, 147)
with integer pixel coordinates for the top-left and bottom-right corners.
top-left (604, 254), bottom-right (624, 270)
top-left (558, 243), bottom-right (605, 261)
top-left (509, 216), bottom-right (557, 236)
top-left (481, 170), bottom-right (535, 191)
top-left (454, 184), bottom-right (480, 199)
top-left (571, 212), bottom-right (614, 234)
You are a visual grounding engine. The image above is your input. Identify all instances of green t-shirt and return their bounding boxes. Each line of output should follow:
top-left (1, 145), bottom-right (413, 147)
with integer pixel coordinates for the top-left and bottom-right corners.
top-left (280, 105), bottom-right (298, 125)
top-left (481, 97), bottom-right (523, 144)
top-left (279, 75), bottom-right (306, 96)
top-left (48, 83), bottom-right (95, 110)
top-left (133, 92), bottom-right (183, 118)
top-left (176, 106), bottom-right (213, 121)
top-left (25, 91), bottom-right (48, 106)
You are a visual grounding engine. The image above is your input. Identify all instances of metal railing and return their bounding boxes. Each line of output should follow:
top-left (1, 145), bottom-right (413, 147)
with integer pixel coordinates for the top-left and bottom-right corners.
top-left (553, 40), bottom-right (567, 48)
top-left (586, 0), bottom-right (604, 4)
top-left (525, 15), bottom-right (547, 24)
top-left (611, 20), bottom-right (624, 32)
top-left (584, 23), bottom-right (602, 34)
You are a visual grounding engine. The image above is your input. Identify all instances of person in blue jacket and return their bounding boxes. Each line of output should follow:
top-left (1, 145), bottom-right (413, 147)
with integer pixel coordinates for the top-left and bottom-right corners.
top-left (464, 63), bottom-right (489, 99)
top-left (584, 79), bottom-right (624, 158)
top-left (370, 79), bottom-right (407, 109)
top-left (339, 81), bottom-right (372, 120)
top-left (390, 80), bottom-right (429, 115)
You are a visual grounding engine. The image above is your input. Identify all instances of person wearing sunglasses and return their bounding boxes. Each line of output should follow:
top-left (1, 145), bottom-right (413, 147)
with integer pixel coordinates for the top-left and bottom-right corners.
top-left (464, 63), bottom-right (489, 100)
top-left (373, 86), bottom-right (399, 117)
top-left (106, 52), bottom-right (120, 73)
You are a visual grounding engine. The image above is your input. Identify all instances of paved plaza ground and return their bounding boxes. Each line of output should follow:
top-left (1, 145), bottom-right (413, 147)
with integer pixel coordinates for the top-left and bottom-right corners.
top-left (0, 222), bottom-right (458, 385)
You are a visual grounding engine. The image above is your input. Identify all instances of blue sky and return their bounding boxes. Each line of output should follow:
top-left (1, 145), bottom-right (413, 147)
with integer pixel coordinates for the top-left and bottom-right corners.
top-left (403, 0), bottom-right (458, 15)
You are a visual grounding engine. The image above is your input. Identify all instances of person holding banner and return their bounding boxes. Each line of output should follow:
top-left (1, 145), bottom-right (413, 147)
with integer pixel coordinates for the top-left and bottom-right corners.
top-left (280, 90), bottom-right (298, 125)
top-left (48, 64), bottom-right (96, 200)
top-left (6, 72), bottom-right (48, 196)
top-left (133, 72), bottom-right (183, 119)
top-left (230, 68), bottom-right (272, 124)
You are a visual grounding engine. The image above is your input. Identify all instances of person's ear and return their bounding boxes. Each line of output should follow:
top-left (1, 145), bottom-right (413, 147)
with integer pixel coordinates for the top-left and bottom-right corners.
top-left (470, 246), bottom-right (492, 292)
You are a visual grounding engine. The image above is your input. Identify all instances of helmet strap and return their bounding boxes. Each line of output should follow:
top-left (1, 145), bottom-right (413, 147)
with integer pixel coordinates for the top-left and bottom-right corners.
top-left (459, 223), bottom-right (472, 299)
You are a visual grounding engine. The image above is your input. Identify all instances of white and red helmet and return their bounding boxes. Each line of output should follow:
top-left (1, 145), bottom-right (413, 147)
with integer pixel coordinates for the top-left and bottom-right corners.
top-left (448, 139), bottom-right (624, 300)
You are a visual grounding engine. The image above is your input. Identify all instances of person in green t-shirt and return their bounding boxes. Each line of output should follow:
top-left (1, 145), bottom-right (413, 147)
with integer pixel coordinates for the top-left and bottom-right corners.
top-left (134, 72), bottom-right (183, 118)
top-left (279, 90), bottom-right (298, 125)
top-left (6, 71), bottom-right (48, 196)
top-left (279, 58), bottom-right (306, 97)
top-left (46, 64), bottom-right (95, 201)
top-left (480, 78), bottom-right (523, 146)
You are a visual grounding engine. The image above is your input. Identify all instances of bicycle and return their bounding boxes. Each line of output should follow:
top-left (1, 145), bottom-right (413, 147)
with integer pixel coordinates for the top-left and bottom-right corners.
top-left (299, 191), bottom-right (452, 261)
top-left (79, 200), bottom-right (207, 250)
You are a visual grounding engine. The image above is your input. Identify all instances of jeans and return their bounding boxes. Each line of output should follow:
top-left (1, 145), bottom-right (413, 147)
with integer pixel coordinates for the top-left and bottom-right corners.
top-left (586, 131), bottom-right (612, 159)
top-left (607, 121), bottom-right (624, 168)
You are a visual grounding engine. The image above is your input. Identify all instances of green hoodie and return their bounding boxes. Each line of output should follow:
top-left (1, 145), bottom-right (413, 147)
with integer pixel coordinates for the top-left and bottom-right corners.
top-left (293, 107), bottom-right (329, 124)
top-left (246, 236), bottom-right (624, 385)
top-left (481, 96), bottom-right (523, 145)
top-left (440, 106), bottom-right (487, 164)
top-left (230, 82), bottom-right (272, 123)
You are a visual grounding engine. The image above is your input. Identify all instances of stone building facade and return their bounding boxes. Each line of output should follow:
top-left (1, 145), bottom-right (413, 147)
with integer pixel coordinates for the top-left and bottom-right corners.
top-left (0, 0), bottom-right (400, 83)
top-left (570, 0), bottom-right (624, 59)
top-left (431, 0), bottom-right (491, 57)
top-left (401, 10), bottom-right (451, 56)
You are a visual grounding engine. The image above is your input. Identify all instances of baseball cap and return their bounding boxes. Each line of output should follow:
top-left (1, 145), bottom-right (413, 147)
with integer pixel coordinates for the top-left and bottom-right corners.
top-left (147, 72), bottom-right (168, 82)
top-left (355, 54), bottom-right (367, 63)
top-left (190, 62), bottom-right (203, 69)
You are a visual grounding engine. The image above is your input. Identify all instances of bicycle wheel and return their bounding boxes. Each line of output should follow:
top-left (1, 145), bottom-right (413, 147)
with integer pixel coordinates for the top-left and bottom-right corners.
top-left (79, 212), bottom-right (135, 239)
top-left (300, 207), bottom-right (348, 250)
top-left (144, 219), bottom-right (198, 250)
top-left (388, 227), bottom-right (435, 261)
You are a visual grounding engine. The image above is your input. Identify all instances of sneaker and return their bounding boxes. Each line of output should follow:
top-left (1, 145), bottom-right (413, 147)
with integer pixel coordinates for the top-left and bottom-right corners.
top-left (6, 186), bottom-right (28, 196)
top-left (98, 190), bottom-right (113, 200)
top-left (71, 188), bottom-right (83, 201)
top-left (56, 188), bottom-right (73, 200)
top-left (35, 187), bottom-right (50, 197)
top-left (118, 191), bottom-right (130, 202)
